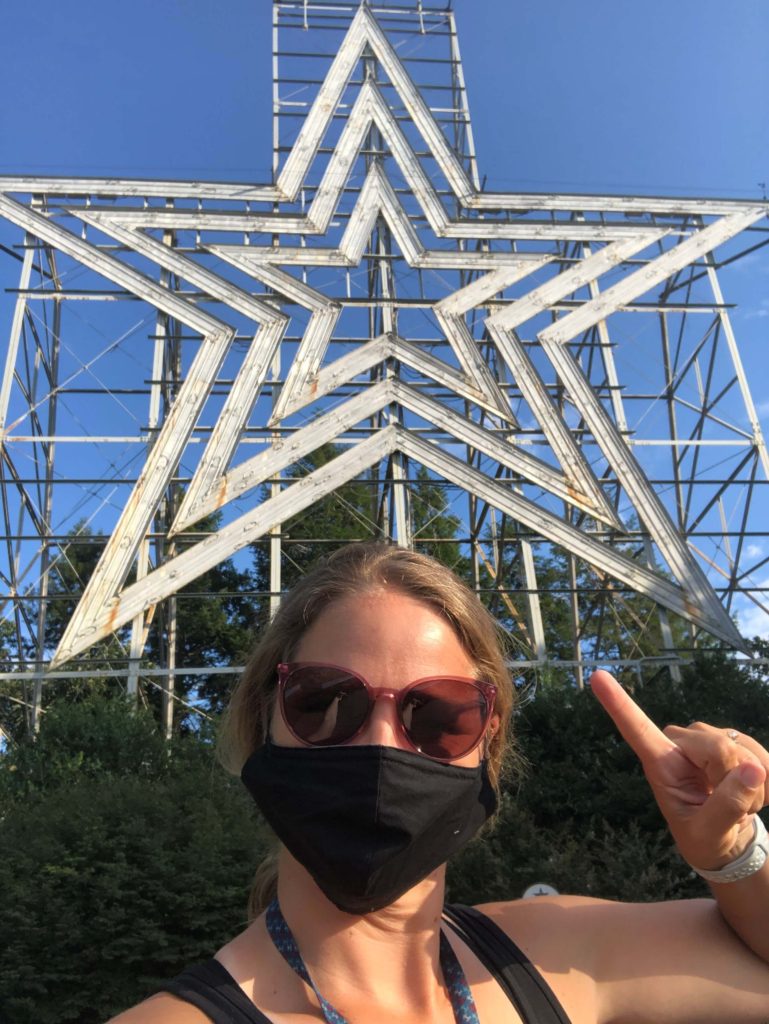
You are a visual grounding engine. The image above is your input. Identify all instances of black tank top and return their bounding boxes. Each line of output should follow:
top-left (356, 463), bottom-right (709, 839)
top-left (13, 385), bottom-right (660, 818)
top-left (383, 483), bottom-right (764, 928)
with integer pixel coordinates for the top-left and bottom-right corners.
top-left (159, 904), bottom-right (572, 1024)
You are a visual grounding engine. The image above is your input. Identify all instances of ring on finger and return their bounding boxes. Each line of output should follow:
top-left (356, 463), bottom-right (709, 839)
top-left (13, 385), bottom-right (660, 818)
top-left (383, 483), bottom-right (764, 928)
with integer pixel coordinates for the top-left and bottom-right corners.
top-left (726, 728), bottom-right (740, 743)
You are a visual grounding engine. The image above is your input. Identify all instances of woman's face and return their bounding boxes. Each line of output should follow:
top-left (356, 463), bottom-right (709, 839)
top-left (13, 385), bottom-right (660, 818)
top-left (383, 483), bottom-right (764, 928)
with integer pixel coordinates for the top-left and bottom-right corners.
top-left (270, 588), bottom-right (489, 767)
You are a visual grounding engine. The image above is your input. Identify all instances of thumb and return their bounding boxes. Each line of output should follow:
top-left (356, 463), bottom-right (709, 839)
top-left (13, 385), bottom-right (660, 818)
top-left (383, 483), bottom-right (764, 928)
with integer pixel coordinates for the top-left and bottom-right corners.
top-left (697, 761), bottom-right (766, 839)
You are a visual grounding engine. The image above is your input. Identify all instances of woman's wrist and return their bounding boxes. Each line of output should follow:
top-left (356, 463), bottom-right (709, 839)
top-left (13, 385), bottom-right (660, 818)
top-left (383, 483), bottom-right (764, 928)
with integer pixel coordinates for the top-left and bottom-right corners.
top-left (690, 815), bottom-right (769, 884)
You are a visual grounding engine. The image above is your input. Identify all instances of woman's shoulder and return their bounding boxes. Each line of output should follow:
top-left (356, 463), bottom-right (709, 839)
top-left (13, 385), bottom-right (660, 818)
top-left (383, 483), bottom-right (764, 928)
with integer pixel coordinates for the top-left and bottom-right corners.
top-left (458, 896), bottom-right (606, 1024)
top-left (470, 895), bottom-right (620, 978)
top-left (106, 990), bottom-right (213, 1023)
top-left (473, 893), bottom-right (610, 937)
top-left (473, 893), bottom-right (769, 1023)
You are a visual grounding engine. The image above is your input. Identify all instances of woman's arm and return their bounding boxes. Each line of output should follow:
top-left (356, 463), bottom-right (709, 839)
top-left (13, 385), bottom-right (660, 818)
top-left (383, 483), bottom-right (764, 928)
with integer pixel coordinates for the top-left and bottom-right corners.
top-left (483, 893), bottom-right (769, 1024)
top-left (590, 670), bottom-right (769, 966)
top-left (711, 849), bottom-right (769, 963)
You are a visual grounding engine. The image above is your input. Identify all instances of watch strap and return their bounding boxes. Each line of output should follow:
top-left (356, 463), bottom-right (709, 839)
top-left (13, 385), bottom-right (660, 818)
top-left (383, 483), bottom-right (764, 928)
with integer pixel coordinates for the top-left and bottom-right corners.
top-left (692, 814), bottom-right (768, 884)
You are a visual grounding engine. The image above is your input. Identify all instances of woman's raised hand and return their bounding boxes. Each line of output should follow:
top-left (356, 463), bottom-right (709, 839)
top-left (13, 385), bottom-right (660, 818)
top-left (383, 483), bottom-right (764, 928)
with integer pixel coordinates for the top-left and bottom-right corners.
top-left (590, 669), bottom-right (769, 871)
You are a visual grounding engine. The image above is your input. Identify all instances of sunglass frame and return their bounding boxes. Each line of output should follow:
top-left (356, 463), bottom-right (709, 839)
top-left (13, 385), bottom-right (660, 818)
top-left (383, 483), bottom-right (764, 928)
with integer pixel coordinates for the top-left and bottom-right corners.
top-left (276, 661), bottom-right (497, 762)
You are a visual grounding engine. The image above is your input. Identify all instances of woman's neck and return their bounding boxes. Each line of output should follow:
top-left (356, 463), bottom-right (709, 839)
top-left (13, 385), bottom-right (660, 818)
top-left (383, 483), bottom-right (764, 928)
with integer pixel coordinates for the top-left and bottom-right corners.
top-left (273, 849), bottom-right (451, 1019)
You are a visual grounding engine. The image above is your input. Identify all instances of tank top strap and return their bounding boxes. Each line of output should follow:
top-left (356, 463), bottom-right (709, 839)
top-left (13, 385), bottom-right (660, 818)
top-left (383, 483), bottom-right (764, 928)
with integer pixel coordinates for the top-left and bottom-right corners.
top-left (443, 904), bottom-right (572, 1024)
top-left (159, 959), bottom-right (273, 1024)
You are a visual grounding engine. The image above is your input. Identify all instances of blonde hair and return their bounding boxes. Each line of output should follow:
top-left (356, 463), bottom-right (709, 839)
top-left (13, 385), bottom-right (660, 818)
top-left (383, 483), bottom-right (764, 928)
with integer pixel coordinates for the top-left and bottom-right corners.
top-left (218, 541), bottom-right (517, 918)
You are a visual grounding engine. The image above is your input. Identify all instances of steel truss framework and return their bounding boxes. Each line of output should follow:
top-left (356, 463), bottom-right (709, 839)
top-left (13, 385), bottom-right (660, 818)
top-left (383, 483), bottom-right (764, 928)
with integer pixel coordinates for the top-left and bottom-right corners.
top-left (2, 0), bottom-right (769, 734)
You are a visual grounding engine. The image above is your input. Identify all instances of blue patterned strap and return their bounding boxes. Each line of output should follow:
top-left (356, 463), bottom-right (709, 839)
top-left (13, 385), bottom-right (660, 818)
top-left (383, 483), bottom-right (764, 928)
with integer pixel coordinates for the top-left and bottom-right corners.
top-left (266, 899), bottom-right (480, 1024)
top-left (266, 900), bottom-right (349, 1024)
top-left (439, 928), bottom-right (482, 1024)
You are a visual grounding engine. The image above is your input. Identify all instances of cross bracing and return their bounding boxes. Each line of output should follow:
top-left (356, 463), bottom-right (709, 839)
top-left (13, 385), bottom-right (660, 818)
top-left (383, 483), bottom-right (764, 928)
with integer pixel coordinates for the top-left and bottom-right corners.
top-left (1, 0), bottom-right (769, 734)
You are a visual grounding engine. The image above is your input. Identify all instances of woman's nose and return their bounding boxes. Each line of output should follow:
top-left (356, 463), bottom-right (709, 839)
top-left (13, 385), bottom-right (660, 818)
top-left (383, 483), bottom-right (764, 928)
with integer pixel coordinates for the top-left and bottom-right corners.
top-left (354, 693), bottom-right (403, 748)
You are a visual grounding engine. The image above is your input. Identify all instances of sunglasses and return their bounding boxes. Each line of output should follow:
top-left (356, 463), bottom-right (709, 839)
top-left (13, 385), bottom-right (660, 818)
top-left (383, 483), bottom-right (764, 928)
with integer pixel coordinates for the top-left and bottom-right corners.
top-left (277, 662), bottom-right (497, 762)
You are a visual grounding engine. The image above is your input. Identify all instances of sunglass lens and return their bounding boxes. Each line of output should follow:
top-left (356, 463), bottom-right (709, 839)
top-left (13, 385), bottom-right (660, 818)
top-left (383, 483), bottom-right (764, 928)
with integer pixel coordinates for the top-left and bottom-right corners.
top-left (402, 679), bottom-right (488, 760)
top-left (282, 666), bottom-right (369, 745)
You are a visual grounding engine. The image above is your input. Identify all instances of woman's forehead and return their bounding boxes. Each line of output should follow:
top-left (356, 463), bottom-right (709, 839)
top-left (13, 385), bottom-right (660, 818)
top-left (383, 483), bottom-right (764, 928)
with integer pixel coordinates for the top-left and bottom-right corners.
top-left (293, 590), bottom-right (473, 671)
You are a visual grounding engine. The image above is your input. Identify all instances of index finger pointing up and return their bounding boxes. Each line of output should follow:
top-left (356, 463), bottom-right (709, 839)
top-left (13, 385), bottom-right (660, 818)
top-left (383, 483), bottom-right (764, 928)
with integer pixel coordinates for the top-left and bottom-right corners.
top-left (590, 670), bottom-right (676, 764)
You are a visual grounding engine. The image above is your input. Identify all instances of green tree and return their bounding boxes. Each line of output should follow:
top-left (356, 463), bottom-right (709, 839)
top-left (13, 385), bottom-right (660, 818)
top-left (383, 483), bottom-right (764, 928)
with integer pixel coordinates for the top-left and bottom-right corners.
top-left (0, 693), bottom-right (169, 809)
top-left (0, 527), bottom-right (122, 741)
top-left (0, 697), bottom-right (268, 1024)
top-left (250, 445), bottom-right (474, 608)
top-left (0, 617), bottom-right (25, 742)
top-left (251, 441), bottom-right (380, 606)
top-left (143, 513), bottom-right (258, 719)
top-left (42, 524), bottom-right (111, 653)
top-left (410, 465), bottom-right (471, 577)
top-left (31, 515), bottom-right (257, 727)
top-left (476, 524), bottom-right (696, 681)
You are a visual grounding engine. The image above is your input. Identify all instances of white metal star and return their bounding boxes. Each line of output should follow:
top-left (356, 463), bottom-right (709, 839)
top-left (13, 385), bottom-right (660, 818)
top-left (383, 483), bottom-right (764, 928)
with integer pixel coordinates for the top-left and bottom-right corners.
top-left (2, 3), bottom-right (763, 665)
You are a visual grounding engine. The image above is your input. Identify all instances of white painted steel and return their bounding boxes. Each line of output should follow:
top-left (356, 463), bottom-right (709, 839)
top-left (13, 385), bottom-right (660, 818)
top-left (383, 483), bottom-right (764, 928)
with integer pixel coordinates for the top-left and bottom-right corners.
top-left (208, 226), bottom-right (535, 429)
top-left (0, 175), bottom-right (281, 201)
top-left (2, 173), bottom-right (761, 217)
top-left (397, 431), bottom-right (749, 648)
top-left (539, 209), bottom-right (766, 346)
top-left (265, 332), bottom-right (520, 422)
top-left (388, 380), bottom-right (619, 525)
top-left (208, 246), bottom-right (342, 426)
top-left (170, 376), bottom-right (618, 533)
top-left (59, 203), bottom-right (674, 242)
top-left (519, 525), bottom-right (546, 662)
top-left (700, 253), bottom-right (769, 482)
top-left (55, 429), bottom-right (398, 651)
top-left (0, 246), bottom-right (34, 434)
top-left (0, 200), bottom-right (288, 667)
top-left (487, 233), bottom-right (669, 332)
top-left (434, 262), bottom-right (550, 422)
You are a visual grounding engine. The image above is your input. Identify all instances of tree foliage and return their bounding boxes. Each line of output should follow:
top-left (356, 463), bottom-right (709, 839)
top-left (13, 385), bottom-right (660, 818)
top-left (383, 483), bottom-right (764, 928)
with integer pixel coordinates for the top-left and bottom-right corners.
top-left (0, 698), bottom-right (268, 1024)
top-left (251, 442), bottom-right (380, 606)
top-left (144, 513), bottom-right (257, 719)
top-left (409, 465), bottom-right (470, 575)
top-left (482, 529), bottom-right (694, 672)
top-left (19, 515), bottom-right (258, 732)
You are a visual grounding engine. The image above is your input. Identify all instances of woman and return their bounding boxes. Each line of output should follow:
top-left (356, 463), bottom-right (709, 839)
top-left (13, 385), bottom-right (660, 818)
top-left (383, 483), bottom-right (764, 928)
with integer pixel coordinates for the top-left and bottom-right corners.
top-left (111, 542), bottom-right (769, 1023)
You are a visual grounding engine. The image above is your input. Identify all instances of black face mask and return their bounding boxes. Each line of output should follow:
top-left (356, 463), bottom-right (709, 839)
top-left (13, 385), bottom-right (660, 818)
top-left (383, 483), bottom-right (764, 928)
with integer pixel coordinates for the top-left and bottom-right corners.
top-left (241, 741), bottom-right (497, 915)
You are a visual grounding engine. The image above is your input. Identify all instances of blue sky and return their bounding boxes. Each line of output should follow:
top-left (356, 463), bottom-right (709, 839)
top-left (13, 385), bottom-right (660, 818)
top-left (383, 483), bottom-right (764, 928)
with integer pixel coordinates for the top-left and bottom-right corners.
top-left (1, 0), bottom-right (767, 195)
top-left (1, 0), bottom-right (769, 636)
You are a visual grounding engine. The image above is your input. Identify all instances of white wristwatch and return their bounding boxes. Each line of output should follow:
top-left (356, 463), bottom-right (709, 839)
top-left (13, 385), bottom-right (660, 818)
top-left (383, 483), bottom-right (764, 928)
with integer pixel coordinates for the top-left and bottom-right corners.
top-left (692, 814), bottom-right (769, 884)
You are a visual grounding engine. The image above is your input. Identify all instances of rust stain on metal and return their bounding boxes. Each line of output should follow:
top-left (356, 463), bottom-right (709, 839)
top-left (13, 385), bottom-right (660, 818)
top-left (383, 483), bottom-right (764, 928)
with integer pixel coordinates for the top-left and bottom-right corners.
top-left (566, 480), bottom-right (599, 514)
top-left (683, 595), bottom-right (701, 623)
top-left (566, 482), bottom-right (582, 505)
top-left (106, 600), bottom-right (121, 634)
top-left (215, 475), bottom-right (228, 510)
